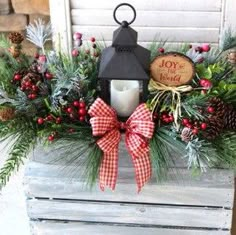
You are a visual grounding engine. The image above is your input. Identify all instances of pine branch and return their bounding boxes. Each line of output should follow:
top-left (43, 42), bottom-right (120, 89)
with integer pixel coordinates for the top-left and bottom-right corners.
top-left (182, 95), bottom-right (209, 120)
top-left (184, 138), bottom-right (220, 172)
top-left (0, 127), bottom-right (37, 188)
top-left (26, 19), bottom-right (52, 53)
top-left (220, 28), bottom-right (236, 51)
top-left (150, 127), bottom-right (186, 180)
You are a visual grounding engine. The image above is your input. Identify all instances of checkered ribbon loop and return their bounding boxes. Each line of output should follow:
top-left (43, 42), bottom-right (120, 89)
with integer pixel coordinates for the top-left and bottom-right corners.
top-left (88, 98), bottom-right (155, 192)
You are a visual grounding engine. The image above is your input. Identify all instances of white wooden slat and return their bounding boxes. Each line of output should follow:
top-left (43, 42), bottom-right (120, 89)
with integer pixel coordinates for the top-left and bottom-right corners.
top-left (72, 26), bottom-right (219, 43)
top-left (49, 0), bottom-right (72, 53)
top-left (30, 221), bottom-right (231, 235)
top-left (224, 0), bottom-right (236, 28)
top-left (71, 10), bottom-right (221, 28)
top-left (70, 0), bottom-right (222, 12)
top-left (24, 176), bottom-right (234, 208)
top-left (27, 199), bottom-right (232, 229)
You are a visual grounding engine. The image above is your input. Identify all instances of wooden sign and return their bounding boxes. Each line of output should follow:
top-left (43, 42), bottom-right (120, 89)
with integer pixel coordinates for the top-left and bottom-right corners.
top-left (150, 53), bottom-right (195, 86)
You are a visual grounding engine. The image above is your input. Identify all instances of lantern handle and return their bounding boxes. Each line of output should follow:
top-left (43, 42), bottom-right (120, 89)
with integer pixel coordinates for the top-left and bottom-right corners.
top-left (113, 3), bottom-right (136, 26)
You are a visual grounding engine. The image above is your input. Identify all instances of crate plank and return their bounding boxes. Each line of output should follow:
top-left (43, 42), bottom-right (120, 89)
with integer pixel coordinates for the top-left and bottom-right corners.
top-left (27, 199), bottom-right (232, 229)
top-left (70, 0), bottom-right (222, 12)
top-left (72, 25), bottom-right (219, 43)
top-left (30, 221), bottom-right (230, 235)
top-left (71, 10), bottom-right (221, 28)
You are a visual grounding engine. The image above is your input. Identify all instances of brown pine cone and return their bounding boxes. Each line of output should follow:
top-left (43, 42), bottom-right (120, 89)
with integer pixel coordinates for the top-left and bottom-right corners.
top-left (203, 97), bottom-right (225, 140)
top-left (8, 32), bottom-right (24, 44)
top-left (0, 107), bottom-right (15, 122)
top-left (224, 104), bottom-right (236, 130)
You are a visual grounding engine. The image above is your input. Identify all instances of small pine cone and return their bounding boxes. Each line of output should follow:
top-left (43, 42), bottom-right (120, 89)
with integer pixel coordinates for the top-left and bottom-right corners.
top-left (22, 72), bottom-right (41, 84)
top-left (0, 107), bottom-right (15, 122)
top-left (29, 61), bottom-right (39, 73)
top-left (228, 49), bottom-right (236, 64)
top-left (8, 32), bottom-right (24, 44)
top-left (181, 127), bottom-right (193, 142)
top-left (224, 104), bottom-right (236, 130)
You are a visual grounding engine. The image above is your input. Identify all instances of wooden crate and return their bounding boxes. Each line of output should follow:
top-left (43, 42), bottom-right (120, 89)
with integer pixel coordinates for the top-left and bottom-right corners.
top-left (24, 147), bottom-right (235, 235)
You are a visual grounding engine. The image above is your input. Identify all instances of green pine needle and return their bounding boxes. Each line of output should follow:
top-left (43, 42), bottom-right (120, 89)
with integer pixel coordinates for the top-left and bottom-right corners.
top-left (150, 127), bottom-right (186, 180)
top-left (0, 128), bottom-right (37, 188)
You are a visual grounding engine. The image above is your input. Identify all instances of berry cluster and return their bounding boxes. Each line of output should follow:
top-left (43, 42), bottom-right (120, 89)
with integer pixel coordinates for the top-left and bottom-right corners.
top-left (181, 118), bottom-right (207, 135)
top-left (65, 99), bottom-right (87, 122)
top-left (154, 111), bottom-right (174, 124)
top-left (72, 32), bottom-right (99, 58)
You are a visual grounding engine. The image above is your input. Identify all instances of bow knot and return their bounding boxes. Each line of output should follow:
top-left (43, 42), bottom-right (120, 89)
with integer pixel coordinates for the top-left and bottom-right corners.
top-left (88, 98), bottom-right (155, 192)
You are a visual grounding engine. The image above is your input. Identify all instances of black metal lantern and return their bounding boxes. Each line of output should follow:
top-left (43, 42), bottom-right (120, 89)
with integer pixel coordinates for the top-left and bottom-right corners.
top-left (98, 3), bottom-right (150, 117)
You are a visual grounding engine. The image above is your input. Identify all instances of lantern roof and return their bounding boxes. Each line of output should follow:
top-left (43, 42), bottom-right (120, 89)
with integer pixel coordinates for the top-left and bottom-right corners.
top-left (98, 47), bottom-right (150, 80)
top-left (112, 24), bottom-right (137, 47)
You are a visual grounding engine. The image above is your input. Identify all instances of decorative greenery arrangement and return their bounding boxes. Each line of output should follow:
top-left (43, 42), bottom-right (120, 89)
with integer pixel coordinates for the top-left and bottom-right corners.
top-left (0, 20), bottom-right (235, 191)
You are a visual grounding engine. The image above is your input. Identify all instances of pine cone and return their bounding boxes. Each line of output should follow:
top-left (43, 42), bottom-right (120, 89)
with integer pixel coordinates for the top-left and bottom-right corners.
top-left (181, 127), bottom-right (193, 142)
top-left (0, 107), bottom-right (15, 122)
top-left (29, 61), bottom-right (39, 73)
top-left (228, 49), bottom-right (236, 65)
top-left (21, 72), bottom-right (41, 84)
top-left (8, 32), bottom-right (24, 44)
top-left (203, 97), bottom-right (225, 140)
top-left (224, 104), bottom-right (236, 130)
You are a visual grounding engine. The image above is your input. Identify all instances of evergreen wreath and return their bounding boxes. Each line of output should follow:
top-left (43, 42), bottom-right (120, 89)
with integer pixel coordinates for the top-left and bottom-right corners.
top-left (0, 20), bottom-right (235, 190)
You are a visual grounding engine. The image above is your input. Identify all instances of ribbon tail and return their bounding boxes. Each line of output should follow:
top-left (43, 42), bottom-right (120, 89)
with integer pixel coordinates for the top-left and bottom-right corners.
top-left (132, 152), bottom-right (152, 193)
top-left (99, 148), bottom-right (119, 191)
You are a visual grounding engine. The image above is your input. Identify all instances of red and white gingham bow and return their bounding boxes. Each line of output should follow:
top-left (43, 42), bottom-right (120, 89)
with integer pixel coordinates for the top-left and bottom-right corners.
top-left (88, 98), bottom-right (155, 192)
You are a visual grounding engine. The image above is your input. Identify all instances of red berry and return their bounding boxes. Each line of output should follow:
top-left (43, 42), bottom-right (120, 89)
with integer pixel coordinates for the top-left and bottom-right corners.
top-left (37, 117), bottom-right (44, 125)
top-left (186, 123), bottom-right (193, 129)
top-left (48, 135), bottom-right (54, 142)
top-left (39, 55), bottom-right (47, 63)
top-left (199, 79), bottom-right (207, 87)
top-left (25, 81), bottom-right (32, 87)
top-left (201, 44), bottom-right (211, 52)
top-left (79, 108), bottom-right (87, 116)
top-left (14, 74), bottom-right (22, 81)
top-left (163, 118), bottom-right (170, 123)
top-left (73, 100), bottom-right (80, 107)
top-left (85, 49), bottom-right (90, 54)
top-left (79, 101), bottom-right (86, 108)
top-left (159, 47), bottom-right (165, 53)
top-left (207, 106), bottom-right (214, 113)
top-left (72, 49), bottom-right (79, 57)
top-left (90, 37), bottom-right (96, 42)
top-left (67, 107), bottom-right (73, 113)
top-left (92, 44), bottom-right (97, 49)
top-left (161, 113), bottom-right (168, 119)
top-left (192, 128), bottom-right (199, 135)
top-left (34, 52), bottom-right (39, 59)
top-left (182, 118), bottom-right (189, 125)
top-left (30, 93), bottom-right (37, 99)
top-left (47, 114), bottom-right (53, 121)
top-left (56, 117), bottom-right (62, 124)
top-left (73, 32), bottom-right (82, 40)
top-left (32, 85), bottom-right (39, 92)
top-left (200, 123), bottom-right (207, 130)
top-left (79, 116), bottom-right (85, 122)
top-left (153, 113), bottom-right (158, 120)
top-left (20, 86), bottom-right (25, 91)
top-left (45, 72), bottom-right (53, 80)
top-left (168, 115), bottom-right (174, 122)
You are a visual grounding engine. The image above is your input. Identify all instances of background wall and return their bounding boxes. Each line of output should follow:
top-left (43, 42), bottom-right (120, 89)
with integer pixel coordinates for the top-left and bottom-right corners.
top-left (0, 0), bottom-right (50, 53)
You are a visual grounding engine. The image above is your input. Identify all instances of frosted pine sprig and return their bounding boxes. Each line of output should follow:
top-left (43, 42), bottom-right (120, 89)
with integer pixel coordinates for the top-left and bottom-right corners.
top-left (26, 19), bottom-right (52, 53)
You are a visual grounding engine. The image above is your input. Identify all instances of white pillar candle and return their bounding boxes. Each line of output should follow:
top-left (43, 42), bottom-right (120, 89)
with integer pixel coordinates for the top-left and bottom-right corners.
top-left (110, 80), bottom-right (139, 117)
